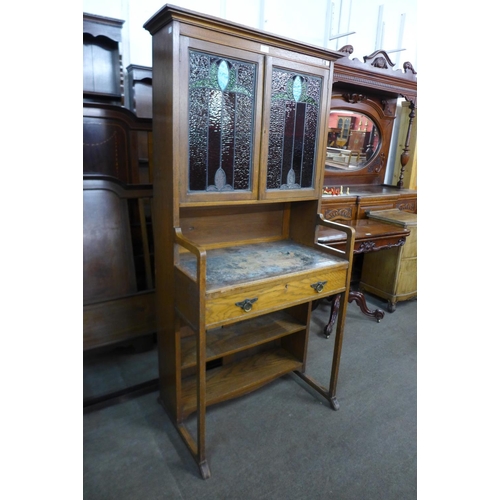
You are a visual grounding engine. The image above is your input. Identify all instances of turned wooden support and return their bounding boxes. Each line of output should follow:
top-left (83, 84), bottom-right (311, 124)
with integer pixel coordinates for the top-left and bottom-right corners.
top-left (397, 100), bottom-right (416, 189)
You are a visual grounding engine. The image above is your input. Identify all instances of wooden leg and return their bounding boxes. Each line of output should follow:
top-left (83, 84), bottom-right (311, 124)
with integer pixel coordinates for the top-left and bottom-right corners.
top-left (159, 323), bottom-right (212, 480)
top-left (199, 461), bottom-right (211, 480)
top-left (324, 294), bottom-right (341, 338)
top-left (324, 290), bottom-right (385, 338)
top-left (349, 291), bottom-right (385, 323)
top-left (196, 325), bottom-right (210, 479)
top-left (327, 291), bottom-right (349, 410)
top-left (158, 400), bottom-right (212, 480)
top-left (330, 396), bottom-right (340, 411)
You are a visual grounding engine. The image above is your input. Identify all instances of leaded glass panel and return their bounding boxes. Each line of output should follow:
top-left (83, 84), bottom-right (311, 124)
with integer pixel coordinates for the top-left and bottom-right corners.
top-left (188, 50), bottom-right (257, 192)
top-left (266, 69), bottom-right (322, 190)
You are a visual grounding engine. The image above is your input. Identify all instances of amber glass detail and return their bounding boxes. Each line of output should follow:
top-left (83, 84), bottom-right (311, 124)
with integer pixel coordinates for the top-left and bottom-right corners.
top-left (266, 69), bottom-right (322, 190)
top-left (188, 50), bottom-right (257, 192)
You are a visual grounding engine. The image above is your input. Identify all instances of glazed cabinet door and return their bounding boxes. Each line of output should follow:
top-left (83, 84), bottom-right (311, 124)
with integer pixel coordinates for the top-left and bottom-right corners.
top-left (259, 57), bottom-right (331, 201)
top-left (177, 35), bottom-right (331, 205)
top-left (178, 36), bottom-right (265, 204)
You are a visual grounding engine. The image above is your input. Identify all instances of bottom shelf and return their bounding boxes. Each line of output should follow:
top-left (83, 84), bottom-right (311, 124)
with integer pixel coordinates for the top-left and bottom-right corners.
top-left (180, 347), bottom-right (302, 419)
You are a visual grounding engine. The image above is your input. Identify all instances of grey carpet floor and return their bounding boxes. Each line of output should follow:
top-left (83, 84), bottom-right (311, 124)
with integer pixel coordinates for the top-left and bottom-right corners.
top-left (83, 294), bottom-right (417, 499)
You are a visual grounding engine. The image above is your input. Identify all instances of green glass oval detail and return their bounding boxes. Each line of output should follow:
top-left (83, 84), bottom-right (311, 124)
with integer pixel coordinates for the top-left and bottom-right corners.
top-left (292, 76), bottom-right (302, 102)
top-left (217, 60), bottom-right (229, 91)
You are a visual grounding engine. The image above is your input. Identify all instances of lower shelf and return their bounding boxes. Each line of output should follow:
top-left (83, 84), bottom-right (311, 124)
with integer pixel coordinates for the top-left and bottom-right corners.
top-left (180, 310), bottom-right (306, 369)
top-left (180, 347), bottom-right (302, 419)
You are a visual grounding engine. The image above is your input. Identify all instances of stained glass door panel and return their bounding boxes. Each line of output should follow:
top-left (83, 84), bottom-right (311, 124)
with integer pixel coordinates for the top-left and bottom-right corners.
top-left (266, 68), bottom-right (322, 192)
top-left (187, 49), bottom-right (259, 196)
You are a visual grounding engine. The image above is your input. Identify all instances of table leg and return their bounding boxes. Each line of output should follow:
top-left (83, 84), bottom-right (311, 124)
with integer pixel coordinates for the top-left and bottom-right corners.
top-left (324, 291), bottom-right (385, 338)
top-left (324, 294), bottom-right (341, 338)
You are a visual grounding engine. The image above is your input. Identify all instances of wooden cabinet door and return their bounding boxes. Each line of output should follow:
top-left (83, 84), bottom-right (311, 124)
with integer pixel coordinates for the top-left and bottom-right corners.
top-left (178, 37), bottom-right (265, 204)
top-left (259, 57), bottom-right (331, 201)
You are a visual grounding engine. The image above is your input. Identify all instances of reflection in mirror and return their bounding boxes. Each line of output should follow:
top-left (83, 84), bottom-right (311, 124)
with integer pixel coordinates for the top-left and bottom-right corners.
top-left (325, 110), bottom-right (380, 170)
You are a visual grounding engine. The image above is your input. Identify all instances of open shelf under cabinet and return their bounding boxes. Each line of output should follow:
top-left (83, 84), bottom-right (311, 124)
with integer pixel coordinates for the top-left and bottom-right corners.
top-left (180, 309), bottom-right (307, 369)
top-left (180, 347), bottom-right (303, 419)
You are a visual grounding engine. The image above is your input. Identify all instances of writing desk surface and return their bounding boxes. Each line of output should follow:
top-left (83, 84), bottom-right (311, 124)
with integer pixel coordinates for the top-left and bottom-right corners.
top-left (318, 219), bottom-right (410, 245)
top-left (178, 240), bottom-right (347, 291)
top-left (367, 209), bottom-right (417, 227)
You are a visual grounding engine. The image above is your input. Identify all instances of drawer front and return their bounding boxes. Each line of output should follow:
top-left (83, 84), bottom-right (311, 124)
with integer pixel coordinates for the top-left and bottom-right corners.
top-left (322, 203), bottom-right (357, 222)
top-left (206, 267), bottom-right (347, 327)
top-left (395, 198), bottom-right (417, 214)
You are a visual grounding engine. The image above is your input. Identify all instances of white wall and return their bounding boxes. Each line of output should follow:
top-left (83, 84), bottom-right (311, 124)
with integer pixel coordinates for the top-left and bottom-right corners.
top-left (83, 0), bottom-right (417, 72)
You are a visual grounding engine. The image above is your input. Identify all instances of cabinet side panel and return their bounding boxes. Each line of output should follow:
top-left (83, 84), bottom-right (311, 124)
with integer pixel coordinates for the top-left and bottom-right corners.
top-left (395, 258), bottom-right (417, 296)
top-left (288, 199), bottom-right (321, 246)
top-left (151, 23), bottom-right (181, 416)
top-left (401, 227), bottom-right (417, 258)
top-left (175, 269), bottom-right (201, 331)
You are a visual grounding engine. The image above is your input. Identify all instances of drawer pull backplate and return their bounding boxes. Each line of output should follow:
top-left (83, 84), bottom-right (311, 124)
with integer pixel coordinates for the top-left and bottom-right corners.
top-left (311, 281), bottom-right (327, 293)
top-left (235, 297), bottom-right (258, 312)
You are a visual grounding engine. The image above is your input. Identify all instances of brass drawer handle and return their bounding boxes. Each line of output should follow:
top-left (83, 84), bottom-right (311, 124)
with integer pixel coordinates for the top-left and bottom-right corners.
top-left (235, 297), bottom-right (258, 312)
top-left (311, 281), bottom-right (327, 293)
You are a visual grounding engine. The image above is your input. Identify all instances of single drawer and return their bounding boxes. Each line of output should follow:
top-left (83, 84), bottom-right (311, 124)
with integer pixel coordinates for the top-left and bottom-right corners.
top-left (205, 267), bottom-right (347, 327)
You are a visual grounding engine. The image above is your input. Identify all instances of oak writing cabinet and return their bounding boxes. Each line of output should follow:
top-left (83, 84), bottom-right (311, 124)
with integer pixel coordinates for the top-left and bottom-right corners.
top-left (145, 4), bottom-right (354, 478)
top-left (361, 209), bottom-right (417, 311)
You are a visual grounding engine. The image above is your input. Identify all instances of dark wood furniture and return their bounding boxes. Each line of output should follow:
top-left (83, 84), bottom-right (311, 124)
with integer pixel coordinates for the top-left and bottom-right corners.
top-left (126, 65), bottom-right (153, 118)
top-left (83, 14), bottom-right (160, 411)
top-left (82, 105), bottom-right (154, 330)
top-left (318, 218), bottom-right (410, 336)
top-left (319, 48), bottom-right (417, 317)
top-left (83, 176), bottom-right (155, 351)
top-left (83, 13), bottom-right (125, 105)
top-left (323, 48), bottom-right (417, 189)
top-left (145, 4), bottom-right (354, 479)
top-left (83, 103), bottom-right (156, 409)
top-left (83, 102), bottom-right (153, 185)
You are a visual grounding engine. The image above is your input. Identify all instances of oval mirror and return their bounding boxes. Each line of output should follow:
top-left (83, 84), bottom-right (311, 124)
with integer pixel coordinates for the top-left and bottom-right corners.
top-left (325, 110), bottom-right (380, 170)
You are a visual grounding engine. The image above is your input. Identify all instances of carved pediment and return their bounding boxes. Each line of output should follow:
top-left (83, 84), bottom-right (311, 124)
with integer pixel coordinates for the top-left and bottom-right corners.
top-left (342, 93), bottom-right (366, 104)
top-left (333, 46), bottom-right (417, 104)
top-left (338, 45), bottom-right (354, 55)
top-left (363, 50), bottom-right (395, 69)
top-left (403, 61), bottom-right (417, 75)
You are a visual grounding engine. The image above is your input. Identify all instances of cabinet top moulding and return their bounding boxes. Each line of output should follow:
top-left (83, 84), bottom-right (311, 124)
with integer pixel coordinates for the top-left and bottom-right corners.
top-left (83, 13), bottom-right (124, 42)
top-left (144, 3), bottom-right (346, 66)
top-left (144, 4), bottom-right (348, 207)
top-left (333, 49), bottom-right (417, 105)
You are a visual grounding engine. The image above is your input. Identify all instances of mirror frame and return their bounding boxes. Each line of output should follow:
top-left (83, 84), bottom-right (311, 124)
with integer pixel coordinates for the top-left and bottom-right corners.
top-left (326, 94), bottom-right (392, 185)
top-left (324, 48), bottom-right (417, 188)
